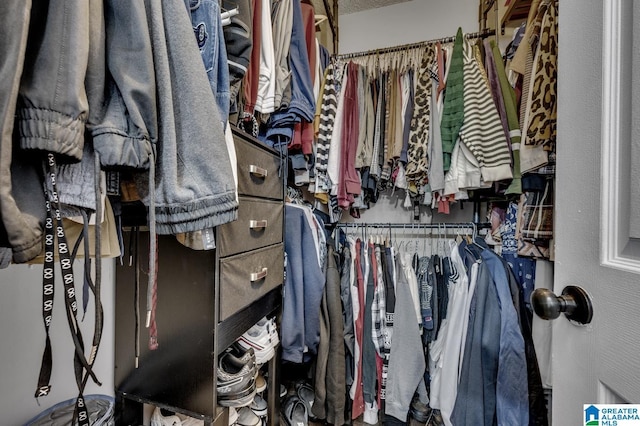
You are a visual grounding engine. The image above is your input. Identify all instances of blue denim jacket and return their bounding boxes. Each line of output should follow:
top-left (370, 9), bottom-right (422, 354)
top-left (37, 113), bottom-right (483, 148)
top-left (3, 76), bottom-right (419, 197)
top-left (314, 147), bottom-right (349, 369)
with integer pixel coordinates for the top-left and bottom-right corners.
top-left (184, 0), bottom-right (230, 125)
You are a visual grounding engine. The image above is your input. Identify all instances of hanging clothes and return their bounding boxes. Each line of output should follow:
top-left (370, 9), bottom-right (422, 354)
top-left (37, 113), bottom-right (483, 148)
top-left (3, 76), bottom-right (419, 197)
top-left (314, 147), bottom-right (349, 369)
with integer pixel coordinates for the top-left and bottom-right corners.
top-left (385, 251), bottom-right (428, 423)
top-left (282, 203), bottom-right (325, 363)
top-left (440, 29), bottom-right (465, 173)
top-left (350, 237), bottom-right (366, 420)
top-left (489, 40), bottom-right (523, 195)
top-left (405, 46), bottom-right (436, 185)
top-left (265, 0), bottom-right (315, 148)
top-left (328, 224), bottom-right (548, 426)
top-left (337, 62), bottom-right (362, 209)
top-left (312, 244), bottom-right (347, 425)
top-left (525, 0), bottom-right (558, 152)
top-left (254, 0), bottom-right (276, 114)
top-left (457, 40), bottom-right (513, 183)
top-left (315, 62), bottom-right (341, 201)
top-left (243, 0), bottom-right (262, 115)
top-left (361, 241), bottom-right (379, 424)
top-left (222, 0), bottom-right (253, 114)
top-left (450, 243), bottom-right (501, 426)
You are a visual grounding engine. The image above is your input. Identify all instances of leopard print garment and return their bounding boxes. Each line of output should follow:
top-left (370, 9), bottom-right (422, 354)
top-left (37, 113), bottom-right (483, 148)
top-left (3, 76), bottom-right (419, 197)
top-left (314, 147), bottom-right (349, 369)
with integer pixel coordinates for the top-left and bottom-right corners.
top-left (525, 0), bottom-right (557, 152)
top-left (405, 45), bottom-right (436, 185)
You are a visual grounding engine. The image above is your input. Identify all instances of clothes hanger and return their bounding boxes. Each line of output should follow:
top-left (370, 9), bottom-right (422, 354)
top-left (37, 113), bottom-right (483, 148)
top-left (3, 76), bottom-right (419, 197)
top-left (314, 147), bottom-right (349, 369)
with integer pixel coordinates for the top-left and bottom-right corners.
top-left (455, 224), bottom-right (463, 245)
top-left (470, 222), bottom-right (485, 250)
top-left (463, 221), bottom-right (473, 244)
top-left (429, 225), bottom-right (435, 258)
top-left (422, 226), bottom-right (427, 257)
top-left (220, 5), bottom-right (239, 26)
top-left (438, 224), bottom-right (444, 270)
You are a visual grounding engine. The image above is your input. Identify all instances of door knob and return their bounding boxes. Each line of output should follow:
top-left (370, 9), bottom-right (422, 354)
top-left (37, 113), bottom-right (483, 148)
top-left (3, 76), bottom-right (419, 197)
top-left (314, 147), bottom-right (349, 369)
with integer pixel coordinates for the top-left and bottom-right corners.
top-left (531, 286), bottom-right (594, 324)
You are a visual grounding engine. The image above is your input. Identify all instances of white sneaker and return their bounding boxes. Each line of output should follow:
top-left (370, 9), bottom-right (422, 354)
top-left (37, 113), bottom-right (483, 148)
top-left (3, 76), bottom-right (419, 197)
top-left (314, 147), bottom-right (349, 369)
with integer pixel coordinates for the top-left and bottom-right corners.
top-left (177, 413), bottom-right (205, 426)
top-left (254, 316), bottom-right (279, 348)
top-left (266, 317), bottom-right (280, 348)
top-left (228, 407), bottom-right (239, 426)
top-left (236, 407), bottom-right (262, 426)
top-left (250, 394), bottom-right (268, 417)
top-left (236, 322), bottom-right (275, 365)
top-left (151, 407), bottom-right (182, 426)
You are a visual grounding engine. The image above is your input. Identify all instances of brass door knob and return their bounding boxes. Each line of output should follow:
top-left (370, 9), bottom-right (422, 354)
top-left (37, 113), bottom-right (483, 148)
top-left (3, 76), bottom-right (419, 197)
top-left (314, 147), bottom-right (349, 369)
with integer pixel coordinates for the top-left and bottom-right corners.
top-left (531, 286), bottom-right (594, 324)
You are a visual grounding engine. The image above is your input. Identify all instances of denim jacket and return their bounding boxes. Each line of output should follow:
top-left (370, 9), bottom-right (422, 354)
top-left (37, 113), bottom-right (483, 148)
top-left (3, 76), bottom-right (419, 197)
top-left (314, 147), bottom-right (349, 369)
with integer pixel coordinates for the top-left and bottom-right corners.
top-left (184, 0), bottom-right (230, 124)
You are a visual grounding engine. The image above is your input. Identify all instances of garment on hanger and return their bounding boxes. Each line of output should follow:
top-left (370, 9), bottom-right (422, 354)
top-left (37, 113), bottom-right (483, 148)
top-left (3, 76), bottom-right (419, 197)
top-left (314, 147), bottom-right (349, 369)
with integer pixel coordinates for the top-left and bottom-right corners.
top-left (440, 29), bottom-right (465, 173)
top-left (271, 0), bottom-right (294, 111)
top-left (405, 46), bottom-right (436, 184)
top-left (327, 223), bottom-right (546, 425)
top-left (350, 237), bottom-right (366, 420)
top-left (254, 0), bottom-right (276, 113)
top-left (458, 40), bottom-right (512, 183)
top-left (312, 244), bottom-right (347, 425)
top-left (222, 0), bottom-right (253, 114)
top-left (282, 203), bottom-right (325, 363)
top-left (265, 0), bottom-right (315, 149)
top-left (384, 251), bottom-right (428, 423)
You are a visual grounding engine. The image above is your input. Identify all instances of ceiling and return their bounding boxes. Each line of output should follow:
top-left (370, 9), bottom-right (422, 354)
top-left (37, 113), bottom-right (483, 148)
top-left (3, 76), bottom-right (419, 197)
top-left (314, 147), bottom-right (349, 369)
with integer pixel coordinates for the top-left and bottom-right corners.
top-left (338, 0), bottom-right (413, 15)
top-left (311, 0), bottom-right (413, 16)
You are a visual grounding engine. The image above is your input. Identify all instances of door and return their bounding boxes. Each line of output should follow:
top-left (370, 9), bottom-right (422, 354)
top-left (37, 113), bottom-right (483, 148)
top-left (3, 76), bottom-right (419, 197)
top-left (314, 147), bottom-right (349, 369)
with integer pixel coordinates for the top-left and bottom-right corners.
top-left (553, 0), bottom-right (640, 424)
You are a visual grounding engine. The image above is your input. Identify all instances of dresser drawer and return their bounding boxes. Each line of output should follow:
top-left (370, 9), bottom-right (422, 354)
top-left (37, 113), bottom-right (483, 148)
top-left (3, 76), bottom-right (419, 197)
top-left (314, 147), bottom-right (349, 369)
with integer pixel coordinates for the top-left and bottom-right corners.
top-left (217, 197), bottom-right (283, 257)
top-left (235, 136), bottom-right (283, 199)
top-left (219, 243), bottom-right (284, 321)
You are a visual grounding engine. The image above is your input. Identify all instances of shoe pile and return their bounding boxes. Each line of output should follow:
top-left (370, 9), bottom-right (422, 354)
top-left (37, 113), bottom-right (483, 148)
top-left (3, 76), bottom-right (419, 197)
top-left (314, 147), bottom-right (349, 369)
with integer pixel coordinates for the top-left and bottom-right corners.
top-left (150, 406), bottom-right (205, 426)
top-left (235, 317), bottom-right (279, 366)
top-left (280, 381), bottom-right (314, 426)
top-left (231, 372), bottom-right (271, 426)
top-left (281, 395), bottom-right (308, 426)
top-left (221, 317), bottom-right (280, 426)
top-left (217, 345), bottom-right (258, 408)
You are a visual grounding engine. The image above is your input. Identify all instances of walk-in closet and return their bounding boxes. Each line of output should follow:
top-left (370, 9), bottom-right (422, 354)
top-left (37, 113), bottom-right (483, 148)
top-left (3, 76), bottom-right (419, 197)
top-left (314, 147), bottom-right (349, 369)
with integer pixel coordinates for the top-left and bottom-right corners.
top-left (1, 1), bottom-right (639, 426)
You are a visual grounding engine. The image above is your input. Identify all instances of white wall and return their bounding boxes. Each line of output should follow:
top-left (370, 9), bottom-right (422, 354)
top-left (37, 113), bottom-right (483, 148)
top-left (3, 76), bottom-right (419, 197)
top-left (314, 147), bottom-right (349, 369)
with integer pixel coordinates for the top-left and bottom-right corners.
top-left (339, 0), bottom-right (480, 54)
top-left (0, 260), bottom-right (115, 425)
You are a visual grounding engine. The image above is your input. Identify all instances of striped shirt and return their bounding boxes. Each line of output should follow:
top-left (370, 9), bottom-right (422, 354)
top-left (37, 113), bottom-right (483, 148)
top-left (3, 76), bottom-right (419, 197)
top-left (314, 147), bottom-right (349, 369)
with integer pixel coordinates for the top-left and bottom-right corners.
top-left (315, 63), bottom-right (340, 195)
top-left (458, 41), bottom-right (513, 183)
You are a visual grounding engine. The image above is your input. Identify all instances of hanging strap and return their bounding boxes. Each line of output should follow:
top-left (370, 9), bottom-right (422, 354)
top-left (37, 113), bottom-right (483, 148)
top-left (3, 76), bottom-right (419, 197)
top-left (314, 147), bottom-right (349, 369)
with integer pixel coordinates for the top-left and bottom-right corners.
top-left (34, 199), bottom-right (55, 398)
top-left (73, 153), bottom-right (106, 425)
top-left (37, 153), bottom-right (100, 426)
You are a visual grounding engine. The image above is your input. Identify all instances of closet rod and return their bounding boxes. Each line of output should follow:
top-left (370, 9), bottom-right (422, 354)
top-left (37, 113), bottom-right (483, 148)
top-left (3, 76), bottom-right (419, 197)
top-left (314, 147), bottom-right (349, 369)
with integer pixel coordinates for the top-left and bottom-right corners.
top-left (336, 222), bottom-right (491, 230)
top-left (334, 29), bottom-right (496, 60)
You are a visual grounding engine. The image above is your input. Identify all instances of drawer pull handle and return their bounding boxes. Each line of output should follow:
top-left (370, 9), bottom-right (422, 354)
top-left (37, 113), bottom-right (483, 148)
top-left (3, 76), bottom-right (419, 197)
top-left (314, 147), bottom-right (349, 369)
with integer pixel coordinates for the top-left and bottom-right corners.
top-left (250, 267), bottom-right (268, 282)
top-left (249, 220), bottom-right (268, 229)
top-left (249, 165), bottom-right (268, 178)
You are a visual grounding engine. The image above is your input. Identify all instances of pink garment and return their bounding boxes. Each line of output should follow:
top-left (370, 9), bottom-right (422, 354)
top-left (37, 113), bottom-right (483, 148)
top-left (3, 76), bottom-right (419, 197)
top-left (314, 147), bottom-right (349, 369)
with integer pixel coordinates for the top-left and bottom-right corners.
top-left (438, 196), bottom-right (451, 214)
top-left (338, 62), bottom-right (362, 209)
top-left (300, 1), bottom-right (317, 86)
top-left (243, 0), bottom-right (261, 113)
top-left (352, 239), bottom-right (365, 420)
top-left (290, 121), bottom-right (315, 155)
